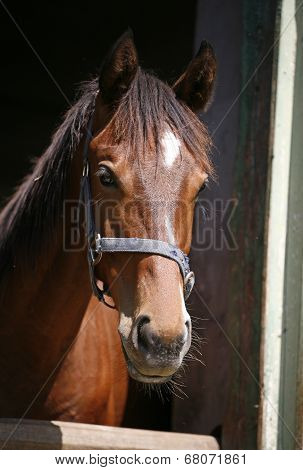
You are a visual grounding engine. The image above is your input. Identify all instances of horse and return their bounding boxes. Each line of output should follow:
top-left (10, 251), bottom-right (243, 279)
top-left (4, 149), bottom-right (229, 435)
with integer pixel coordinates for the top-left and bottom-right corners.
top-left (0, 31), bottom-right (216, 426)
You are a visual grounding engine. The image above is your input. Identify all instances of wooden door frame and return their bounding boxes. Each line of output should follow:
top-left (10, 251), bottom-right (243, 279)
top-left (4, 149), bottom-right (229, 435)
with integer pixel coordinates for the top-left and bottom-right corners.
top-left (259, 0), bottom-right (303, 450)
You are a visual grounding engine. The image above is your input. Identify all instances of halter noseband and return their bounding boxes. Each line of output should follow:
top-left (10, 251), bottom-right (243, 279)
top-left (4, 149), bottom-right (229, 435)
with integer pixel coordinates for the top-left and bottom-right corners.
top-left (80, 113), bottom-right (195, 307)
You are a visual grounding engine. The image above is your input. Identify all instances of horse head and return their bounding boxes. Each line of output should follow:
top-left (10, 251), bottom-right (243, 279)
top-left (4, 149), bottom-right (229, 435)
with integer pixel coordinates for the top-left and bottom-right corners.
top-left (87, 31), bottom-right (216, 384)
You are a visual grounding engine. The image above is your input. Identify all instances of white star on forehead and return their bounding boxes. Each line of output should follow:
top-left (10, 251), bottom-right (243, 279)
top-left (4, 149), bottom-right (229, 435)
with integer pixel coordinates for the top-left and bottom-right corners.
top-left (161, 130), bottom-right (181, 167)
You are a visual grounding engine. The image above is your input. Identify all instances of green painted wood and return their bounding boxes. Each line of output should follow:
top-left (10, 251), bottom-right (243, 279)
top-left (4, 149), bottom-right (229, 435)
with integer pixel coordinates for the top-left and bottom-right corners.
top-left (279, 0), bottom-right (303, 449)
top-left (222, 0), bottom-right (278, 450)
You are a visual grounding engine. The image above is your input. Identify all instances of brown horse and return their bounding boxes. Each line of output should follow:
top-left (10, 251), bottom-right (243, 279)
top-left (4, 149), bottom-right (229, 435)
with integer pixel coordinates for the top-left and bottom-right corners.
top-left (0, 32), bottom-right (216, 426)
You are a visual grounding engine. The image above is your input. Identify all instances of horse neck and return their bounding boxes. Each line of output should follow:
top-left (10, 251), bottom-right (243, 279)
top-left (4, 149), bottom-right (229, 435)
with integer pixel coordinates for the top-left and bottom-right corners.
top-left (0, 144), bottom-right (92, 376)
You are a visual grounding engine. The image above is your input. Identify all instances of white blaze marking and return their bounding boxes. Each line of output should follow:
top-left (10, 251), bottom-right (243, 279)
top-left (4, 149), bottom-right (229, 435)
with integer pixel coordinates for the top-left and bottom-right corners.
top-left (165, 215), bottom-right (175, 244)
top-left (162, 130), bottom-right (181, 167)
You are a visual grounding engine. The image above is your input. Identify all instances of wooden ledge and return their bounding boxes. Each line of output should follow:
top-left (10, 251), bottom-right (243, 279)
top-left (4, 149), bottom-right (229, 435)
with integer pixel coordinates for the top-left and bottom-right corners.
top-left (0, 418), bottom-right (219, 450)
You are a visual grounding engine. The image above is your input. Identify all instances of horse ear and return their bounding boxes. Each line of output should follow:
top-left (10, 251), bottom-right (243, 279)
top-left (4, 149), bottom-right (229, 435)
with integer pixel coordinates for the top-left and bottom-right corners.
top-left (173, 40), bottom-right (216, 113)
top-left (99, 29), bottom-right (138, 105)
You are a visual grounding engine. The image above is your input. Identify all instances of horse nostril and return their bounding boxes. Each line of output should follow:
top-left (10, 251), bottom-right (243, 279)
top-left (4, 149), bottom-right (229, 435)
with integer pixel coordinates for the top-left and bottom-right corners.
top-left (134, 315), bottom-right (151, 351)
top-left (177, 320), bottom-right (191, 350)
top-left (133, 316), bottom-right (191, 355)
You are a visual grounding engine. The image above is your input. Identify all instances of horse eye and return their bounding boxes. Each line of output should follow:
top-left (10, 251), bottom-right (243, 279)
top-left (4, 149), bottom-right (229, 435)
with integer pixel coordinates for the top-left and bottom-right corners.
top-left (199, 179), bottom-right (209, 193)
top-left (98, 166), bottom-right (116, 187)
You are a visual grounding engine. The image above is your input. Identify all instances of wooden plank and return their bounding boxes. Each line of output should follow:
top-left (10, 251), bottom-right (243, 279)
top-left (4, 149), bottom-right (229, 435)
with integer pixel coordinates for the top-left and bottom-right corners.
top-left (0, 419), bottom-right (219, 450)
top-left (259, 0), bottom-right (301, 450)
top-left (276, 0), bottom-right (303, 450)
top-left (222, 0), bottom-right (278, 449)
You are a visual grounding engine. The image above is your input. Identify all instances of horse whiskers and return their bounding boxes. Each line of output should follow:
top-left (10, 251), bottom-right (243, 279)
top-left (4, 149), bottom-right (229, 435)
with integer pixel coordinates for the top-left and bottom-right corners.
top-left (185, 354), bottom-right (206, 367)
top-left (192, 330), bottom-right (206, 339)
top-left (135, 368), bottom-right (189, 402)
top-left (138, 381), bottom-right (170, 403)
top-left (190, 344), bottom-right (206, 358)
top-left (192, 338), bottom-right (205, 347)
top-left (190, 315), bottom-right (209, 322)
top-left (164, 380), bottom-right (188, 400)
top-left (187, 352), bottom-right (206, 366)
top-left (162, 385), bottom-right (182, 401)
top-left (139, 382), bottom-right (154, 400)
top-left (192, 334), bottom-right (207, 346)
top-left (191, 347), bottom-right (203, 357)
top-left (179, 361), bottom-right (190, 372)
top-left (192, 338), bottom-right (207, 348)
top-left (176, 324), bottom-right (207, 368)
top-left (192, 327), bottom-right (207, 339)
top-left (191, 325), bottom-right (207, 330)
top-left (171, 379), bottom-right (188, 396)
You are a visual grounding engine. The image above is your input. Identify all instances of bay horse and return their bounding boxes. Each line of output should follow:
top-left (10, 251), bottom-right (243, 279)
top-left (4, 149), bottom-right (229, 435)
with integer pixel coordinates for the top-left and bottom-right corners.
top-left (0, 32), bottom-right (216, 426)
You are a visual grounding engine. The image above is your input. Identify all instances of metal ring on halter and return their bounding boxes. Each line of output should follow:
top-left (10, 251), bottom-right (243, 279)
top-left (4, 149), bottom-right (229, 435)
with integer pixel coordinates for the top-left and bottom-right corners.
top-left (184, 271), bottom-right (195, 300)
top-left (88, 233), bottom-right (103, 266)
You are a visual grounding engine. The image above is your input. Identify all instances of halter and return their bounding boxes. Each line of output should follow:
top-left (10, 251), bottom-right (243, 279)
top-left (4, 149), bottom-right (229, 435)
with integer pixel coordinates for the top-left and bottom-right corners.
top-left (80, 113), bottom-right (195, 308)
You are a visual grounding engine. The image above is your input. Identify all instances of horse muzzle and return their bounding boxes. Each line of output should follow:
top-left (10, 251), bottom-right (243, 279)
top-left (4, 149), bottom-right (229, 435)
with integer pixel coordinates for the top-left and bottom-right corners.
top-left (119, 314), bottom-right (192, 383)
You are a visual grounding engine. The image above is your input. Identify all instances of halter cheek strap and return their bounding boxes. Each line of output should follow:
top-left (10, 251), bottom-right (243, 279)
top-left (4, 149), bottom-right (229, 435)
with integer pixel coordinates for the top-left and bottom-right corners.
top-left (80, 113), bottom-right (195, 306)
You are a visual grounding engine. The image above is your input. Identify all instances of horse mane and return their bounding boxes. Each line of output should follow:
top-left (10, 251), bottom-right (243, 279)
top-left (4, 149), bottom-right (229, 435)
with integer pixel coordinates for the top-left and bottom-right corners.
top-left (0, 78), bottom-right (98, 279)
top-left (0, 68), bottom-right (213, 281)
top-left (108, 68), bottom-right (213, 172)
